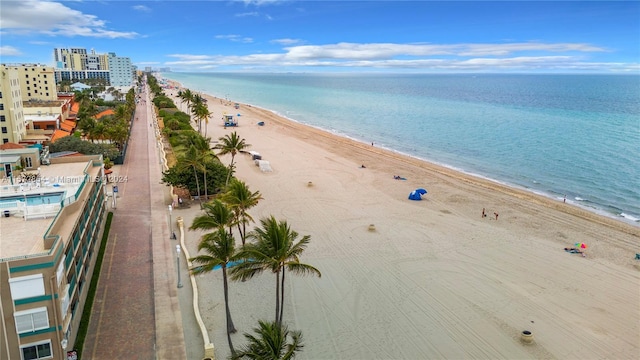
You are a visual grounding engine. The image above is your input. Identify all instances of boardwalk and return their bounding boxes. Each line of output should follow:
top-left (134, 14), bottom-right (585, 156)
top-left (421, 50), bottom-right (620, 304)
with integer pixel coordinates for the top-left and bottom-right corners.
top-left (83, 85), bottom-right (187, 359)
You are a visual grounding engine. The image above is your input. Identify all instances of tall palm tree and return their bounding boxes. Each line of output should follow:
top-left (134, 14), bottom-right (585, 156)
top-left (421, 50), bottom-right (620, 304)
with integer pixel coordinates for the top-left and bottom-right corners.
top-left (220, 179), bottom-right (263, 245)
top-left (191, 199), bottom-right (237, 236)
top-left (215, 132), bottom-right (250, 186)
top-left (232, 320), bottom-right (303, 360)
top-left (191, 94), bottom-right (211, 135)
top-left (183, 134), bottom-right (216, 203)
top-left (177, 88), bottom-right (194, 113)
top-left (231, 217), bottom-right (321, 326)
top-left (178, 145), bottom-right (204, 208)
top-left (189, 228), bottom-right (239, 356)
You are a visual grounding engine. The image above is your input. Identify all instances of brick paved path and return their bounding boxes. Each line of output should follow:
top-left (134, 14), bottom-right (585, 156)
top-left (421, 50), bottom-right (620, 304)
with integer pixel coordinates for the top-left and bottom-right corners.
top-left (83, 85), bottom-right (187, 359)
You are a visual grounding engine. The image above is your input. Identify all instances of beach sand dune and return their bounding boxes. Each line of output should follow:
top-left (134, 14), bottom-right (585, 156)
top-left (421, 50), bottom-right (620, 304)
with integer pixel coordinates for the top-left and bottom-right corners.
top-left (166, 84), bottom-right (639, 360)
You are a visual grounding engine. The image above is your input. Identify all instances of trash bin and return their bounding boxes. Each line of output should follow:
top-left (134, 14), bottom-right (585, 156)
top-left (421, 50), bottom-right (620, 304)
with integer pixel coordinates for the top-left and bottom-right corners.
top-left (4, 210), bottom-right (10, 218)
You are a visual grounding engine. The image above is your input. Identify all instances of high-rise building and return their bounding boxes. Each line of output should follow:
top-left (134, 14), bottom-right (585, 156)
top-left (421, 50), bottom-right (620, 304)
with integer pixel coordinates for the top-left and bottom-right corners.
top-left (106, 53), bottom-right (133, 87)
top-left (0, 66), bottom-right (27, 144)
top-left (53, 48), bottom-right (132, 88)
top-left (0, 154), bottom-right (107, 360)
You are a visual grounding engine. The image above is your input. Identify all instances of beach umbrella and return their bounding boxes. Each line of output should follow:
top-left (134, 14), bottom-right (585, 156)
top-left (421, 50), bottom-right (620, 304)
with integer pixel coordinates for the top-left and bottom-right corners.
top-left (408, 188), bottom-right (428, 201)
top-left (575, 242), bottom-right (587, 249)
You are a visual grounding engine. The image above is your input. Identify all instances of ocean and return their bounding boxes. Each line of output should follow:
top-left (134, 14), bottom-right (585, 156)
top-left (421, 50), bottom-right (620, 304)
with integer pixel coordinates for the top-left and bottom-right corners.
top-left (161, 72), bottom-right (640, 226)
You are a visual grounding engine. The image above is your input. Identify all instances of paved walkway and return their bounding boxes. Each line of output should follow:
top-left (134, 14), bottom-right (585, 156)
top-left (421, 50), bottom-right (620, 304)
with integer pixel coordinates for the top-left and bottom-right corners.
top-left (83, 85), bottom-right (188, 359)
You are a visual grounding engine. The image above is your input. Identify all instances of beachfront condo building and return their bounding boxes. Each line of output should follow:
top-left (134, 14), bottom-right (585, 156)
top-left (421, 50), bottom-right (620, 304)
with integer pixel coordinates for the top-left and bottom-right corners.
top-left (53, 48), bottom-right (134, 88)
top-left (0, 154), bottom-right (108, 360)
top-left (106, 53), bottom-right (134, 87)
top-left (0, 64), bottom-right (76, 145)
top-left (0, 66), bottom-right (27, 144)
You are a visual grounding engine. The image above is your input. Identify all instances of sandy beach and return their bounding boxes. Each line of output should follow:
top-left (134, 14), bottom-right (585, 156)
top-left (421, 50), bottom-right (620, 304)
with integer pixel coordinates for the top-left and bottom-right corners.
top-left (163, 81), bottom-right (640, 359)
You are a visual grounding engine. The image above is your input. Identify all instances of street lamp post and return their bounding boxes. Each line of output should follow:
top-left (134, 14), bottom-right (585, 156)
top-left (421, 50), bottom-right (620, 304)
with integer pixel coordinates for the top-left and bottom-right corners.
top-left (176, 245), bottom-right (183, 288)
top-left (168, 205), bottom-right (175, 240)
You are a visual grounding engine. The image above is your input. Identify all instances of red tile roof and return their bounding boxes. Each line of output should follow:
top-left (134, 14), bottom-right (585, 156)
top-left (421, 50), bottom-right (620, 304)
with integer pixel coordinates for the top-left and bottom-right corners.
top-left (50, 129), bottom-right (71, 142)
top-left (95, 109), bottom-right (115, 119)
top-left (0, 142), bottom-right (25, 150)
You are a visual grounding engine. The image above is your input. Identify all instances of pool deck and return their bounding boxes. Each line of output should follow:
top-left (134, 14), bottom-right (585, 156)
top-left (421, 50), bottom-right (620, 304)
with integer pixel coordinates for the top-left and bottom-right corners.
top-left (0, 162), bottom-right (87, 260)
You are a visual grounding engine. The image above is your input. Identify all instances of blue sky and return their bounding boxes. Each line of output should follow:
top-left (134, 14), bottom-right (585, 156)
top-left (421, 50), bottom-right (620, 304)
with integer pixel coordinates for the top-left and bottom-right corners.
top-left (0, 0), bottom-right (638, 73)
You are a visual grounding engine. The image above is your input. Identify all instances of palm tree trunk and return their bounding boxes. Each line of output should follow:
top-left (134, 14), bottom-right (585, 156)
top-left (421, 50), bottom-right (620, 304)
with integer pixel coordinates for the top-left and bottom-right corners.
top-left (222, 266), bottom-right (237, 333)
top-left (279, 266), bottom-right (286, 325)
top-left (225, 153), bottom-right (237, 187)
top-left (275, 269), bottom-right (281, 325)
top-left (236, 223), bottom-right (245, 246)
top-left (241, 218), bottom-right (247, 246)
top-left (223, 266), bottom-right (237, 357)
top-left (192, 165), bottom-right (202, 209)
top-left (203, 165), bottom-right (208, 203)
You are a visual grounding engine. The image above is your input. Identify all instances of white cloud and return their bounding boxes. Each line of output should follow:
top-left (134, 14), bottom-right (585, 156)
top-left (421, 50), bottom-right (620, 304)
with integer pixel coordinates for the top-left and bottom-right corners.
top-left (271, 38), bottom-right (302, 45)
top-left (132, 5), bottom-right (151, 13)
top-left (283, 42), bottom-right (607, 61)
top-left (215, 34), bottom-right (254, 43)
top-left (239, 0), bottom-right (288, 6)
top-left (0, 46), bottom-right (23, 56)
top-left (0, 0), bottom-right (139, 38)
top-left (164, 41), bottom-right (633, 72)
top-left (235, 12), bottom-right (259, 17)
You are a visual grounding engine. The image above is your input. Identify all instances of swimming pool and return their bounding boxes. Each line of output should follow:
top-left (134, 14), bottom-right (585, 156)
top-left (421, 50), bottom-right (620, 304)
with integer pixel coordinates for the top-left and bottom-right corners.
top-left (0, 192), bottom-right (65, 208)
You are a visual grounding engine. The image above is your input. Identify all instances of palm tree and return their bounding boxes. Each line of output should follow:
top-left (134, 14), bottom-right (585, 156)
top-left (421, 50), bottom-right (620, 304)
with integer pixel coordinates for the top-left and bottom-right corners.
top-left (178, 88), bottom-right (194, 113)
top-left (191, 199), bottom-right (237, 236)
top-left (232, 320), bottom-right (303, 360)
top-left (215, 132), bottom-right (250, 186)
top-left (191, 94), bottom-right (211, 135)
top-left (220, 179), bottom-right (263, 245)
top-left (182, 134), bottom-right (215, 203)
top-left (189, 228), bottom-right (239, 356)
top-left (178, 145), bottom-right (204, 208)
top-left (231, 217), bottom-right (321, 326)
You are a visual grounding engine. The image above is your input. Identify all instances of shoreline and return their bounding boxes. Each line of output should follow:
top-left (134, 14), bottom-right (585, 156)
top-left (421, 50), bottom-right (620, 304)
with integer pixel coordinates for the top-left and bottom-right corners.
top-left (161, 74), bottom-right (640, 228)
top-left (163, 77), bottom-right (638, 234)
top-left (161, 75), bottom-right (639, 359)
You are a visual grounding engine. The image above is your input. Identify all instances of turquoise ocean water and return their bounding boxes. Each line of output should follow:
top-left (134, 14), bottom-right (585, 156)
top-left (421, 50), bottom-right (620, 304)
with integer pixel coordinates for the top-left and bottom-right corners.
top-left (162, 72), bottom-right (640, 226)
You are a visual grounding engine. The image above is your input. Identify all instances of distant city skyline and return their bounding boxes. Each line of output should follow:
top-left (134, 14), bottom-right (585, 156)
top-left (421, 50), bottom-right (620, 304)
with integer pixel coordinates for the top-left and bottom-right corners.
top-left (1, 0), bottom-right (638, 73)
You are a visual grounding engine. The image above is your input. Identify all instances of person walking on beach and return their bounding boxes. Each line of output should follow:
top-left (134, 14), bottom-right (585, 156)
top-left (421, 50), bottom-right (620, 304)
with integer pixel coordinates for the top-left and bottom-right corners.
top-left (482, 208), bottom-right (486, 218)
top-left (494, 212), bottom-right (499, 220)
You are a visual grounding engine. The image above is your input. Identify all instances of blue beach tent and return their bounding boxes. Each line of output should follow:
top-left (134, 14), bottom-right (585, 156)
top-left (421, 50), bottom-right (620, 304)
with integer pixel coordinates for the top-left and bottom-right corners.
top-left (408, 188), bottom-right (428, 201)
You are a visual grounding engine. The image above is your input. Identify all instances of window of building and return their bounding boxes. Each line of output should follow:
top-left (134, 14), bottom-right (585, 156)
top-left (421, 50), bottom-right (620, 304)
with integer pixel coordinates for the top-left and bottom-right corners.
top-left (0, 115), bottom-right (5, 122)
top-left (25, 157), bottom-right (33, 168)
top-left (9, 274), bottom-right (45, 300)
top-left (56, 259), bottom-right (65, 285)
top-left (0, 104), bottom-right (3, 110)
top-left (14, 307), bottom-right (49, 334)
top-left (2, 127), bottom-right (7, 134)
top-left (3, 139), bottom-right (9, 144)
top-left (0, 91), bottom-right (3, 98)
top-left (60, 284), bottom-right (70, 316)
top-left (20, 340), bottom-right (52, 360)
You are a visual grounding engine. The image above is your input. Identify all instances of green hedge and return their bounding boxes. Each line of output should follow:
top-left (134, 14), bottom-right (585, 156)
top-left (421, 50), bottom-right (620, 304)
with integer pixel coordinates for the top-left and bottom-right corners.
top-left (75, 211), bottom-right (114, 359)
